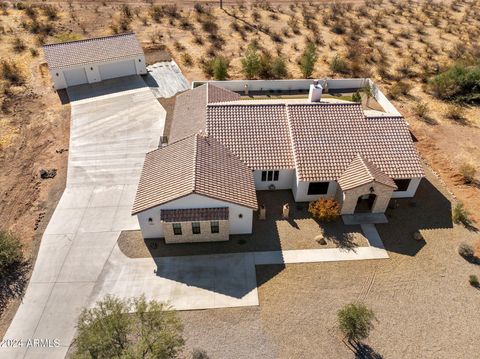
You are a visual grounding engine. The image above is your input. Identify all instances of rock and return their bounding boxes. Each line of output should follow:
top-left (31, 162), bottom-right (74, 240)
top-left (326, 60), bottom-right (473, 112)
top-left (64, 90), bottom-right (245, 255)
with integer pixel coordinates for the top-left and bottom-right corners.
top-left (413, 231), bottom-right (423, 241)
top-left (39, 169), bottom-right (57, 179)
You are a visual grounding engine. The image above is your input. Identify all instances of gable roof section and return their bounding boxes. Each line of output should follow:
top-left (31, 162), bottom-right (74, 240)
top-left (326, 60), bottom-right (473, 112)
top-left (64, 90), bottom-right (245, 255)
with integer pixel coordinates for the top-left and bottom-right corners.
top-left (206, 104), bottom-right (295, 170)
top-left (169, 84), bottom-right (240, 143)
top-left (287, 103), bottom-right (424, 182)
top-left (43, 33), bottom-right (143, 70)
top-left (132, 134), bottom-right (257, 214)
top-left (338, 154), bottom-right (397, 191)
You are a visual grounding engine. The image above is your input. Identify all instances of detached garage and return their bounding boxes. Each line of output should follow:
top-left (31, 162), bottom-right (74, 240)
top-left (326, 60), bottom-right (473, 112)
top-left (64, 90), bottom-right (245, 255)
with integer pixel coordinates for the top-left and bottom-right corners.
top-left (43, 32), bottom-right (147, 90)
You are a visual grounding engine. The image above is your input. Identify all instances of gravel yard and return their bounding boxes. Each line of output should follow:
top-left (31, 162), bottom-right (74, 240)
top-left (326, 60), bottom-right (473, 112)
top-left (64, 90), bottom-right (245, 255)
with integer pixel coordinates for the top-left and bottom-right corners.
top-left (179, 168), bottom-right (480, 359)
top-left (119, 190), bottom-right (368, 258)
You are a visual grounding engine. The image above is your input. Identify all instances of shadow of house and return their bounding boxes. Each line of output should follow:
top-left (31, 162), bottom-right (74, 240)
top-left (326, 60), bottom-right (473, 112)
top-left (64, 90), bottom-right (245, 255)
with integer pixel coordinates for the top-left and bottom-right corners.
top-left (65, 75), bottom-right (147, 102)
top-left (377, 178), bottom-right (453, 256)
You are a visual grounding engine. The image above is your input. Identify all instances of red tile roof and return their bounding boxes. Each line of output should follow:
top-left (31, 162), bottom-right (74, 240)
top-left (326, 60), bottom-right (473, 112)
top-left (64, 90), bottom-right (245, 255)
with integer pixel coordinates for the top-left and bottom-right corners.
top-left (132, 134), bottom-right (257, 214)
top-left (43, 33), bottom-right (143, 70)
top-left (338, 154), bottom-right (397, 191)
top-left (206, 104), bottom-right (295, 170)
top-left (160, 208), bottom-right (229, 222)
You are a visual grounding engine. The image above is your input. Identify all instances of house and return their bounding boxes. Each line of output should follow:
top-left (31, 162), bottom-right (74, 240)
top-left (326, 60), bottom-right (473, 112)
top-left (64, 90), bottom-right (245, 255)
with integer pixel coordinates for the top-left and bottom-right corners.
top-left (43, 33), bottom-right (146, 89)
top-left (132, 82), bottom-right (424, 243)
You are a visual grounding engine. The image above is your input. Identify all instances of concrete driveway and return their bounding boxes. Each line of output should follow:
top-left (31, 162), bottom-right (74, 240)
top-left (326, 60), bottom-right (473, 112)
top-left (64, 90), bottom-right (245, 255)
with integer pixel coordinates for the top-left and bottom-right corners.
top-left (1, 76), bottom-right (165, 359)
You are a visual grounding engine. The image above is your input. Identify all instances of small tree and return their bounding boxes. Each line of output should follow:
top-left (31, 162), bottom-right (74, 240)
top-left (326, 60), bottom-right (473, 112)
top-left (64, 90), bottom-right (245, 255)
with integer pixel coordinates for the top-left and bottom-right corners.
top-left (73, 295), bottom-right (184, 359)
top-left (337, 302), bottom-right (375, 343)
top-left (299, 42), bottom-right (317, 78)
top-left (212, 56), bottom-right (229, 80)
top-left (241, 43), bottom-right (261, 79)
top-left (0, 230), bottom-right (22, 276)
top-left (308, 199), bottom-right (340, 222)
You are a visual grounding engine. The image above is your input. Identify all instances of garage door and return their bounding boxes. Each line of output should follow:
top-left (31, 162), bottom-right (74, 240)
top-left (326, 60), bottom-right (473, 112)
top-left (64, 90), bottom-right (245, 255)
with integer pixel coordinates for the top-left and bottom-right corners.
top-left (99, 59), bottom-right (137, 81)
top-left (63, 67), bottom-right (88, 87)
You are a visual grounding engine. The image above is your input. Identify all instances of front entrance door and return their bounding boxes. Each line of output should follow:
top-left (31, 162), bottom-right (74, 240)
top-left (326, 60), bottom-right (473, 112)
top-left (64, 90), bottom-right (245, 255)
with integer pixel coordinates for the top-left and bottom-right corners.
top-left (354, 194), bottom-right (377, 213)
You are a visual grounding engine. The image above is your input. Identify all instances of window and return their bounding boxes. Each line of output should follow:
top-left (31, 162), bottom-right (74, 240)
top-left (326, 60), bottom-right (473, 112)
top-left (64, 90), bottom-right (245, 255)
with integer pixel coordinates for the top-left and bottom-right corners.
top-left (394, 179), bottom-right (411, 192)
top-left (192, 222), bottom-right (201, 234)
top-left (211, 221), bottom-right (219, 233)
top-left (261, 170), bottom-right (280, 182)
top-left (307, 182), bottom-right (329, 195)
top-left (172, 223), bottom-right (182, 235)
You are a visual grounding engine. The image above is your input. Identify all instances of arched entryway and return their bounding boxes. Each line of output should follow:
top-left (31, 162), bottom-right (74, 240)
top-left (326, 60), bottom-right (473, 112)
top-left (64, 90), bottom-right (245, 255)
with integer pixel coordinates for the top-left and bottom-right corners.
top-left (354, 193), bottom-right (377, 213)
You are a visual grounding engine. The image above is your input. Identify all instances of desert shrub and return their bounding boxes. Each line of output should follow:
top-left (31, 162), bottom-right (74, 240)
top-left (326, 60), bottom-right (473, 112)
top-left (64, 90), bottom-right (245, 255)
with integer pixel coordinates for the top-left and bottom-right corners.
top-left (271, 57), bottom-right (288, 79)
top-left (1, 59), bottom-right (26, 85)
top-left (299, 42), bottom-right (317, 78)
top-left (212, 56), bottom-right (229, 80)
top-left (258, 54), bottom-right (272, 79)
top-left (445, 104), bottom-right (466, 123)
top-left (194, 3), bottom-right (204, 14)
top-left (29, 47), bottom-right (38, 57)
top-left (150, 6), bottom-right (163, 23)
top-left (241, 43), bottom-right (261, 79)
top-left (308, 199), bottom-right (341, 222)
top-left (388, 81), bottom-right (412, 99)
top-left (452, 202), bottom-right (472, 226)
top-left (330, 55), bottom-right (348, 74)
top-left (459, 162), bottom-right (476, 184)
top-left (0, 231), bottom-right (22, 276)
top-left (201, 19), bottom-right (218, 34)
top-left (42, 4), bottom-right (59, 21)
top-left (429, 63), bottom-right (480, 102)
top-left (469, 275), bottom-right (479, 287)
top-left (414, 101), bottom-right (432, 121)
top-left (121, 4), bottom-right (133, 20)
top-left (337, 302), bottom-right (375, 343)
top-left (181, 53), bottom-right (193, 67)
top-left (458, 243), bottom-right (474, 259)
top-left (73, 295), bottom-right (184, 359)
top-left (12, 36), bottom-right (26, 52)
top-left (192, 348), bottom-right (210, 359)
top-left (352, 91), bottom-right (361, 103)
top-left (24, 4), bottom-right (37, 19)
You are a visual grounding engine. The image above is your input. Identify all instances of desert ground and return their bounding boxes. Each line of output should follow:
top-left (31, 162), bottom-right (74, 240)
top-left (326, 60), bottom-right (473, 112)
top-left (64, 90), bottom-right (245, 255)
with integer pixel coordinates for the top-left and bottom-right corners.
top-left (0, 0), bottom-right (479, 356)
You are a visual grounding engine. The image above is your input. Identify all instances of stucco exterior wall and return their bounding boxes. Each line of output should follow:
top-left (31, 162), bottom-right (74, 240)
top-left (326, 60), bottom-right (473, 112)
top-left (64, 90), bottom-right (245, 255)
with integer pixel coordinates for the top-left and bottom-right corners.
top-left (293, 180), bottom-right (338, 202)
top-left (339, 181), bottom-right (394, 215)
top-left (49, 54), bottom-right (147, 90)
top-left (136, 193), bottom-right (254, 239)
top-left (253, 169), bottom-right (295, 190)
top-left (162, 220), bottom-right (229, 244)
top-left (391, 177), bottom-right (422, 198)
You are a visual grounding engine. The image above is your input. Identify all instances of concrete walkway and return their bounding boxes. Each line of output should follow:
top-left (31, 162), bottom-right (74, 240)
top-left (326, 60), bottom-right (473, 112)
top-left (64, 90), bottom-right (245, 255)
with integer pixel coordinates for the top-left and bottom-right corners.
top-left (1, 76), bottom-right (165, 359)
top-left (144, 61), bottom-right (190, 98)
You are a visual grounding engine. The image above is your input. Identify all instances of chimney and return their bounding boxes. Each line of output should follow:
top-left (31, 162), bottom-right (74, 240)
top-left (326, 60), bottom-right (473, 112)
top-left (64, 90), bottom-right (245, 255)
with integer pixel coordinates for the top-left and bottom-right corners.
top-left (308, 83), bottom-right (323, 102)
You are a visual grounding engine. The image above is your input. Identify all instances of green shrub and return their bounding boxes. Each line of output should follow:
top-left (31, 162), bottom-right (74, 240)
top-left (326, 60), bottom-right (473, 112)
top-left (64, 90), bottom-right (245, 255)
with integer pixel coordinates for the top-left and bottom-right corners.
top-left (308, 199), bottom-right (341, 222)
top-left (452, 202), bottom-right (472, 226)
top-left (241, 43), bottom-right (261, 79)
top-left (469, 275), bottom-right (479, 288)
top-left (299, 42), bottom-right (317, 78)
top-left (429, 63), bottom-right (480, 102)
top-left (330, 55), bottom-right (348, 74)
top-left (73, 295), bottom-right (184, 359)
top-left (337, 302), bottom-right (375, 342)
top-left (458, 243), bottom-right (474, 259)
top-left (271, 57), bottom-right (288, 79)
top-left (212, 56), bottom-right (229, 80)
top-left (414, 101), bottom-right (429, 119)
top-left (192, 348), bottom-right (210, 359)
top-left (0, 230), bottom-right (22, 276)
top-left (459, 162), bottom-right (476, 184)
top-left (352, 91), bottom-right (362, 102)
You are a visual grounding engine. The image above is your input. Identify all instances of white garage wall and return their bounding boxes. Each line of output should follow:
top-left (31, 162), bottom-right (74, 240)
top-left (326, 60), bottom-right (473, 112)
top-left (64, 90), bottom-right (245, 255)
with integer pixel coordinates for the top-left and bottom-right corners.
top-left (137, 194), bottom-right (254, 239)
top-left (253, 169), bottom-right (295, 190)
top-left (49, 55), bottom-right (147, 90)
top-left (99, 59), bottom-right (137, 81)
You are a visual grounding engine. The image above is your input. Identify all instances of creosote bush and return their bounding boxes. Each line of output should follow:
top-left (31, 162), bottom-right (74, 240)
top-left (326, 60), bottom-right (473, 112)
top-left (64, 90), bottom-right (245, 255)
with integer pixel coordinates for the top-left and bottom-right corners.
top-left (458, 242), bottom-right (474, 259)
top-left (0, 230), bottom-right (22, 276)
top-left (452, 202), bottom-right (472, 226)
top-left (1, 59), bottom-right (26, 85)
top-left (308, 199), bottom-right (340, 222)
top-left (330, 55), bottom-right (348, 74)
top-left (337, 302), bottom-right (375, 342)
top-left (459, 162), bottom-right (476, 184)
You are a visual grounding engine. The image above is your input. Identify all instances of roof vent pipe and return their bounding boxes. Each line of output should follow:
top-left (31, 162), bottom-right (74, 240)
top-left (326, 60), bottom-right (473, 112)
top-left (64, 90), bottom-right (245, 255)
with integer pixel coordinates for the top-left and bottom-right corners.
top-left (308, 83), bottom-right (323, 102)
